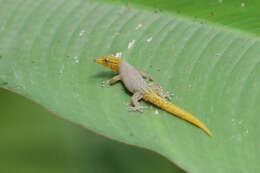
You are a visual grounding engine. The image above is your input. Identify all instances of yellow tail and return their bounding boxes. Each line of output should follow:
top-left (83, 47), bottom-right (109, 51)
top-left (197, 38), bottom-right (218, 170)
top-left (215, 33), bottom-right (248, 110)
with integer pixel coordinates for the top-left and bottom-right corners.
top-left (143, 90), bottom-right (212, 136)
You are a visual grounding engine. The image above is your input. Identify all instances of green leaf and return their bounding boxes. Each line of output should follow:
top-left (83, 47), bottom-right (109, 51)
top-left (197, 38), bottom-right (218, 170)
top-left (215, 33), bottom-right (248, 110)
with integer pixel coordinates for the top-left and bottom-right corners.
top-left (0, 0), bottom-right (259, 172)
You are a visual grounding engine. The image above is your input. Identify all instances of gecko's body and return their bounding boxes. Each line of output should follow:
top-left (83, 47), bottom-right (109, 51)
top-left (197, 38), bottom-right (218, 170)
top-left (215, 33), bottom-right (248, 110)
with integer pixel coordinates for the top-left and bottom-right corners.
top-left (119, 60), bottom-right (147, 93)
top-left (94, 56), bottom-right (212, 136)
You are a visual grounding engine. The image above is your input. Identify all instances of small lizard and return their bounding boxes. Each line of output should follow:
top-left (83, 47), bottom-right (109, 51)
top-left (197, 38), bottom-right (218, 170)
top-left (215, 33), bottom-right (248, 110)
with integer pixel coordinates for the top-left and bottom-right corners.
top-left (94, 56), bottom-right (212, 136)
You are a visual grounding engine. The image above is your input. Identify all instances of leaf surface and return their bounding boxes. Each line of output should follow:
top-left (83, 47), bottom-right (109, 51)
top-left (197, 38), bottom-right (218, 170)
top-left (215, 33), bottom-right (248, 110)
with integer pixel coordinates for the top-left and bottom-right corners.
top-left (0, 0), bottom-right (259, 172)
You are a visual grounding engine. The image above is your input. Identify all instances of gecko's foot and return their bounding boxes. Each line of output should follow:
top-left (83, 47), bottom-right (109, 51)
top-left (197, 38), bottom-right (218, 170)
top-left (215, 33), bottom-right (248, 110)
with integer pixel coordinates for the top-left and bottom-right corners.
top-left (101, 81), bottom-right (110, 88)
top-left (145, 75), bottom-right (153, 81)
top-left (148, 82), bottom-right (174, 100)
top-left (128, 105), bottom-right (146, 113)
top-left (162, 91), bottom-right (174, 100)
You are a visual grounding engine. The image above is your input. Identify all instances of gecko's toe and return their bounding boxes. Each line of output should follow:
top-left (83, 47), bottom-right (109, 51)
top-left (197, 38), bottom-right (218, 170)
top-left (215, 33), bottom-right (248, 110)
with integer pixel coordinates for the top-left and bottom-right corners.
top-left (165, 92), bottom-right (174, 100)
top-left (146, 75), bottom-right (153, 81)
top-left (101, 81), bottom-right (110, 88)
top-left (128, 106), bottom-right (146, 113)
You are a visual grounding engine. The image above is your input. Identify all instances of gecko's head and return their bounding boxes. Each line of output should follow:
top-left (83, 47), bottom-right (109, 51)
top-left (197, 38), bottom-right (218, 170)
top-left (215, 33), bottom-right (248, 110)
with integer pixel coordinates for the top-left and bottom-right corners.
top-left (94, 56), bottom-right (122, 71)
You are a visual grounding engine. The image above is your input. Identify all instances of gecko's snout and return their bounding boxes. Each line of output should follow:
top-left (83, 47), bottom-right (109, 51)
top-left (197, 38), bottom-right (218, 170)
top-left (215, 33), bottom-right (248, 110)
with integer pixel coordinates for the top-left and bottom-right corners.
top-left (94, 58), bottom-right (103, 64)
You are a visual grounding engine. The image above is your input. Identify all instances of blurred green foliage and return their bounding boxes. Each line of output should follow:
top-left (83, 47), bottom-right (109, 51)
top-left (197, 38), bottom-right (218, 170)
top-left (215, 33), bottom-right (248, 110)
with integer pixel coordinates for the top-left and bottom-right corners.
top-left (0, 89), bottom-right (183, 173)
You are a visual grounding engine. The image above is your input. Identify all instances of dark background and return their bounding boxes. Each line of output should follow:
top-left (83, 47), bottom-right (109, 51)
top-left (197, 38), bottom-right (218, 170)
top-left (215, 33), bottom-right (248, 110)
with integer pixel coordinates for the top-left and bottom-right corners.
top-left (0, 89), bottom-right (183, 173)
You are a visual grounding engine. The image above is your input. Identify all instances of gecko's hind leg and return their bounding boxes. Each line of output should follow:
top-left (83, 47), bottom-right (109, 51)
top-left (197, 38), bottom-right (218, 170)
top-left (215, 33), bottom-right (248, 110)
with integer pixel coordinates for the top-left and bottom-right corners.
top-left (128, 92), bottom-right (145, 112)
top-left (148, 82), bottom-right (174, 100)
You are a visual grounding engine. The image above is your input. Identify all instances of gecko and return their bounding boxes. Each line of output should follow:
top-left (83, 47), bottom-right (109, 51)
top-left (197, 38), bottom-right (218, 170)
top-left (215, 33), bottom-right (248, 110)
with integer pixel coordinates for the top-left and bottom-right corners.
top-left (94, 56), bottom-right (212, 136)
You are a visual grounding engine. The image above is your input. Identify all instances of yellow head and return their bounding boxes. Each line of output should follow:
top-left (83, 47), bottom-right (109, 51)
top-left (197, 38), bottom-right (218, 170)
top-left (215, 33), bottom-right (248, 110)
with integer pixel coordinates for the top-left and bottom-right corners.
top-left (94, 56), bottom-right (122, 71)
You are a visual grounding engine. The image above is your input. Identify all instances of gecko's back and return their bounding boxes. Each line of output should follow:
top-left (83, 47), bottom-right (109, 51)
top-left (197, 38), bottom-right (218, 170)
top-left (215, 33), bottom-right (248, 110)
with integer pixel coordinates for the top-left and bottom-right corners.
top-left (119, 60), bottom-right (147, 93)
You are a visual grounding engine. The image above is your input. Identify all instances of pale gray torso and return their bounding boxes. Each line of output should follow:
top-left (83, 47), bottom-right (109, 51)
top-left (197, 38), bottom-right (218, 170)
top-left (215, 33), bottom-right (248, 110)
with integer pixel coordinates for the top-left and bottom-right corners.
top-left (119, 60), bottom-right (148, 93)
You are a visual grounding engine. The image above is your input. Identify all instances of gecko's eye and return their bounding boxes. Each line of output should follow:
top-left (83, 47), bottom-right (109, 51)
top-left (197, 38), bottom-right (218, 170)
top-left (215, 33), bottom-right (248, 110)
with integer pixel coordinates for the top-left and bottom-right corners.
top-left (104, 58), bottom-right (109, 63)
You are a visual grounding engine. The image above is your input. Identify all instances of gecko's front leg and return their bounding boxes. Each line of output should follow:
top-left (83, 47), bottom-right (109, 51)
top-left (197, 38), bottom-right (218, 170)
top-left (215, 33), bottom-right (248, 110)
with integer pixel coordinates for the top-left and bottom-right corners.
top-left (138, 70), bottom-right (153, 81)
top-left (128, 92), bottom-right (145, 112)
top-left (102, 75), bottom-right (121, 87)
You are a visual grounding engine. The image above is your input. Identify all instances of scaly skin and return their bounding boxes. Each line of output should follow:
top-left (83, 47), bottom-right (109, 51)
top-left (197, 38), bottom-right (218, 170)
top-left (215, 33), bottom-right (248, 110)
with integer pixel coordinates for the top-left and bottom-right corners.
top-left (94, 56), bottom-right (212, 136)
